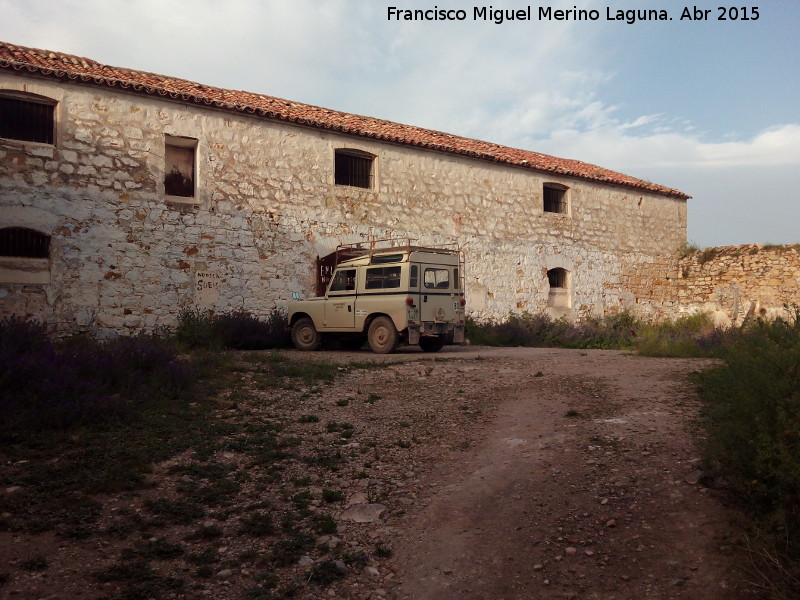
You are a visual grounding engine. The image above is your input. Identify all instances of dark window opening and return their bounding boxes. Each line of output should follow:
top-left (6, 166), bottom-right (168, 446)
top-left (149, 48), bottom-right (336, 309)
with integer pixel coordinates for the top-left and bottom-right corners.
top-left (0, 227), bottom-right (50, 258)
top-left (410, 265), bottom-right (418, 287)
top-left (165, 139), bottom-right (196, 197)
top-left (316, 252), bottom-right (338, 296)
top-left (543, 184), bottom-right (568, 214)
top-left (0, 96), bottom-right (55, 144)
top-left (329, 269), bottom-right (356, 292)
top-left (335, 150), bottom-right (373, 189)
top-left (371, 253), bottom-right (403, 264)
top-left (365, 266), bottom-right (401, 289)
top-left (547, 268), bottom-right (567, 289)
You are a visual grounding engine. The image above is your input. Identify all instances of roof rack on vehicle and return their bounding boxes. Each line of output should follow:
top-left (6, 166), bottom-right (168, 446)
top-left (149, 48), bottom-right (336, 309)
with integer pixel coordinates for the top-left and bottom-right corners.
top-left (333, 238), bottom-right (461, 265)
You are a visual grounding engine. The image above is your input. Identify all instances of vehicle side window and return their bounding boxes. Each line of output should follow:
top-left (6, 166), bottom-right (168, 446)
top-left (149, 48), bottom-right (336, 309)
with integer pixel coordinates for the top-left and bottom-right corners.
top-left (410, 265), bottom-right (418, 288)
top-left (453, 268), bottom-right (459, 289)
top-left (366, 266), bottom-right (401, 289)
top-left (424, 268), bottom-right (450, 289)
top-left (329, 269), bottom-right (356, 292)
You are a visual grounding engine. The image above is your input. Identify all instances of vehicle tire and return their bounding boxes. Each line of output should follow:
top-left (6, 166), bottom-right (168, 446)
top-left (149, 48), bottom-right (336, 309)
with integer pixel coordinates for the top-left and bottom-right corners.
top-left (291, 317), bottom-right (322, 351)
top-left (339, 336), bottom-right (366, 351)
top-left (368, 316), bottom-right (399, 354)
top-left (419, 335), bottom-right (446, 353)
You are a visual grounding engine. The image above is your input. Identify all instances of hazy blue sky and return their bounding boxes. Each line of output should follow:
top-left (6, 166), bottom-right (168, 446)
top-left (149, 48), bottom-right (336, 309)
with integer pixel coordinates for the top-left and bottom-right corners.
top-left (2, 0), bottom-right (798, 246)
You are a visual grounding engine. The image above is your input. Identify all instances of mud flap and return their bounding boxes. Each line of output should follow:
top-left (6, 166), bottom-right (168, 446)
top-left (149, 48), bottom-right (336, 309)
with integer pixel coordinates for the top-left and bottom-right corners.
top-left (453, 324), bottom-right (465, 343)
top-left (408, 323), bottom-right (420, 345)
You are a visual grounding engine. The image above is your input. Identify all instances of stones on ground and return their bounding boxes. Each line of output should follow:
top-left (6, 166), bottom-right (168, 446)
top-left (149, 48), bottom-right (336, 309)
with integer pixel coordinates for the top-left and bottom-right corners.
top-left (334, 560), bottom-right (348, 573)
top-left (685, 470), bottom-right (704, 485)
top-left (565, 547), bottom-right (578, 556)
top-left (348, 491), bottom-right (369, 506)
top-left (340, 503), bottom-right (389, 523)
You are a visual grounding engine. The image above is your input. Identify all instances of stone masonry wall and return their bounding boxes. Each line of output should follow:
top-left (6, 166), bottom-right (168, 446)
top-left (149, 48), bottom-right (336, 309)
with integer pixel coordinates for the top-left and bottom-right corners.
top-left (0, 72), bottom-right (687, 335)
top-left (671, 244), bottom-right (800, 325)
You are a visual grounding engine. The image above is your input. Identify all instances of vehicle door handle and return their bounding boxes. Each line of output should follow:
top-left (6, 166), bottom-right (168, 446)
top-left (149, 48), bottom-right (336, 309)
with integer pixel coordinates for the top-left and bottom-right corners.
top-left (348, 305), bottom-right (352, 312)
top-left (424, 296), bottom-right (428, 302)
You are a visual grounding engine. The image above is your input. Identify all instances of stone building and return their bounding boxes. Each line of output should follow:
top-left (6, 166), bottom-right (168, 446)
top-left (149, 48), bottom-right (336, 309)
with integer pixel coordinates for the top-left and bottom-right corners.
top-left (0, 42), bottom-right (690, 336)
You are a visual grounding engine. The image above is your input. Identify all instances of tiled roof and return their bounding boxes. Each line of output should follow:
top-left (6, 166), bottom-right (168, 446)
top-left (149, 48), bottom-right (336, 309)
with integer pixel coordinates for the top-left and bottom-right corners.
top-left (0, 41), bottom-right (689, 199)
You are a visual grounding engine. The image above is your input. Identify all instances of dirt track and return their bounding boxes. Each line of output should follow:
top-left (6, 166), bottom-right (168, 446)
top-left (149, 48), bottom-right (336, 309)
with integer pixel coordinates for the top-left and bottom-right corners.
top-left (372, 347), bottom-right (761, 600)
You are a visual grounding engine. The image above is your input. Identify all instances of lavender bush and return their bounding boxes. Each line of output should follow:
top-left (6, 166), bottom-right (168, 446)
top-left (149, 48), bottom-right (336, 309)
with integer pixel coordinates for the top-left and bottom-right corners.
top-left (0, 318), bottom-right (195, 435)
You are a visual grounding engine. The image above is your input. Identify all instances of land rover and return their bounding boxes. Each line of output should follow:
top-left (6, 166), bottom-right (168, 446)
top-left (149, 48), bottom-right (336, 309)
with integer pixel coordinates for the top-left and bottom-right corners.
top-left (287, 241), bottom-right (465, 354)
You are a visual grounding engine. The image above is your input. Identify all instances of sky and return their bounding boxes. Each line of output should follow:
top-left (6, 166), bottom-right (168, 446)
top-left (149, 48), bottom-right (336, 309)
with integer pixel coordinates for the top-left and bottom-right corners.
top-left (2, 0), bottom-right (798, 247)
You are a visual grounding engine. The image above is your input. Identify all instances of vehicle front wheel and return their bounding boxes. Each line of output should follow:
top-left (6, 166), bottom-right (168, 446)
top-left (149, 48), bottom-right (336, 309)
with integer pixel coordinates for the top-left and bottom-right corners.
top-left (291, 317), bottom-right (322, 351)
top-left (368, 316), bottom-right (399, 354)
top-left (419, 335), bottom-right (446, 353)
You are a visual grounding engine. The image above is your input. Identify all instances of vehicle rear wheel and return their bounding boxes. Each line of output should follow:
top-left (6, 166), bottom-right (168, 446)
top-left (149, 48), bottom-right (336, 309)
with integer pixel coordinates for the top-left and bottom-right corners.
top-left (419, 335), bottom-right (446, 353)
top-left (291, 317), bottom-right (322, 351)
top-left (368, 316), bottom-right (399, 354)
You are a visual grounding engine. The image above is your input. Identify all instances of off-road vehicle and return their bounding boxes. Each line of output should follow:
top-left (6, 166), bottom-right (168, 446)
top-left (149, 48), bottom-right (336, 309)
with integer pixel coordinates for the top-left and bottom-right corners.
top-left (288, 241), bottom-right (465, 354)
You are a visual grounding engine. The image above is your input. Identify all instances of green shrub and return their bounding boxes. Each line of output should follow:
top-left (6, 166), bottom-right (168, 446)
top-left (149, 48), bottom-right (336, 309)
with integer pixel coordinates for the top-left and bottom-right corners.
top-left (465, 309), bottom-right (737, 358)
top-left (634, 312), bottom-right (724, 357)
top-left (698, 312), bottom-right (800, 594)
top-left (465, 311), bottom-right (639, 349)
top-left (174, 308), bottom-right (288, 350)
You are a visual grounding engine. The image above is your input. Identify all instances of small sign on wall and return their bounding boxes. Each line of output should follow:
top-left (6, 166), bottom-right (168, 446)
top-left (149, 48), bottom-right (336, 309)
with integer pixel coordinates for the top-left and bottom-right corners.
top-left (195, 271), bottom-right (223, 306)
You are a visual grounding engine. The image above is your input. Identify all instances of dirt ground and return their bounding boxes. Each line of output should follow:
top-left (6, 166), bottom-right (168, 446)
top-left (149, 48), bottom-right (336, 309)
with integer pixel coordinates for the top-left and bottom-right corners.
top-left (382, 347), bottom-right (762, 600)
top-left (0, 346), bottom-right (766, 600)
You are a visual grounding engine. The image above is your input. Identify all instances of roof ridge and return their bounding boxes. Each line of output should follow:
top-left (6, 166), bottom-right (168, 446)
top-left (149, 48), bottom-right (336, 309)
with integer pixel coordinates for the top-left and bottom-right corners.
top-left (0, 40), bottom-right (690, 199)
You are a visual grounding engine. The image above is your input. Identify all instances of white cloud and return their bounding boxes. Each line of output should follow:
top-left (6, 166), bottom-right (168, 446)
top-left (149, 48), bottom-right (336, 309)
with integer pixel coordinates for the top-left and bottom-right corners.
top-left (536, 123), bottom-right (800, 173)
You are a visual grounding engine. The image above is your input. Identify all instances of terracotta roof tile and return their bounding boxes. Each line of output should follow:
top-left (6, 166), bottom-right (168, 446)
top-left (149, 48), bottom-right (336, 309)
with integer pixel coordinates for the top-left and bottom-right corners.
top-left (0, 41), bottom-right (689, 199)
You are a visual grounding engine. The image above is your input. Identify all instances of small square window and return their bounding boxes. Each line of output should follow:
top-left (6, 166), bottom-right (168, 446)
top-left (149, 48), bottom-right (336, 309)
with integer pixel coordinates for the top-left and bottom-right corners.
top-left (0, 94), bottom-right (56, 144)
top-left (165, 136), bottom-right (197, 198)
top-left (543, 184), bottom-right (568, 214)
top-left (335, 149), bottom-right (374, 189)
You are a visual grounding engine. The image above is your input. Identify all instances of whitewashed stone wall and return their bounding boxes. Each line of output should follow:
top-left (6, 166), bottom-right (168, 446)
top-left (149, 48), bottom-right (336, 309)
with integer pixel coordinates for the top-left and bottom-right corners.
top-left (0, 72), bottom-right (687, 335)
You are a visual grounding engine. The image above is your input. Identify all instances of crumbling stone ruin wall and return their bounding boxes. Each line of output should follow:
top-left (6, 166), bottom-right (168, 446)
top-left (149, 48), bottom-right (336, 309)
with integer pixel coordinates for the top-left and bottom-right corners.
top-left (673, 244), bottom-right (800, 326)
top-left (0, 72), bottom-right (688, 336)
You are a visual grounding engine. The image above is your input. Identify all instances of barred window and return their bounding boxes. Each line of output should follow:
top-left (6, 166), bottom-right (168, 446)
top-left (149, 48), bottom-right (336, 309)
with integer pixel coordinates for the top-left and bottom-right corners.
top-left (547, 268), bottom-right (567, 289)
top-left (335, 149), bottom-right (374, 189)
top-left (543, 183), bottom-right (568, 214)
top-left (0, 227), bottom-right (50, 258)
top-left (0, 94), bottom-right (56, 144)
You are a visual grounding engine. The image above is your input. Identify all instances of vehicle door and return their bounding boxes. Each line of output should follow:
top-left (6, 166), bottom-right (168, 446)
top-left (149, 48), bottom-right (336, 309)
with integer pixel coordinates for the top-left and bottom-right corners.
top-left (420, 264), bottom-right (456, 323)
top-left (357, 264), bottom-right (403, 323)
top-left (325, 267), bottom-right (356, 329)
